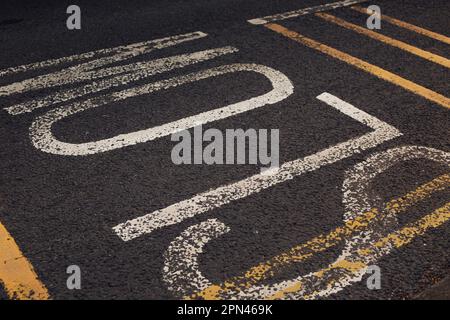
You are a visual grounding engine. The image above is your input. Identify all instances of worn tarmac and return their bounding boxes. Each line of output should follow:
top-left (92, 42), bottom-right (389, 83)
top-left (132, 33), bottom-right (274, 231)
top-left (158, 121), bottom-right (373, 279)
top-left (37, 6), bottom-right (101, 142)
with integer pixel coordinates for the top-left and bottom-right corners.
top-left (0, 0), bottom-right (449, 299)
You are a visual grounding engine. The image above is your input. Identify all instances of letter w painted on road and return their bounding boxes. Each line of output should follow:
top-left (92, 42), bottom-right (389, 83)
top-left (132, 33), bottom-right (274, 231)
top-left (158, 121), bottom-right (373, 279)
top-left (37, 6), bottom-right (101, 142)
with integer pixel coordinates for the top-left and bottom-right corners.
top-left (0, 31), bottom-right (234, 115)
top-left (1, 32), bottom-right (293, 156)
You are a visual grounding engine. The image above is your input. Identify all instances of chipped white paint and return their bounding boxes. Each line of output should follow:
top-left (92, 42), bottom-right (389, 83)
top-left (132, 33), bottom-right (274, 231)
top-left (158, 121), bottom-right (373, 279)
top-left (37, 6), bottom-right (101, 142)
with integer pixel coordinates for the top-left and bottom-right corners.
top-left (113, 93), bottom-right (402, 241)
top-left (259, 146), bottom-right (450, 300)
top-left (162, 146), bottom-right (450, 299)
top-left (248, 0), bottom-right (369, 25)
top-left (30, 63), bottom-right (293, 155)
top-left (342, 146), bottom-right (450, 222)
top-left (163, 219), bottom-right (230, 296)
top-left (0, 31), bottom-right (207, 99)
top-left (6, 47), bottom-right (238, 115)
top-left (304, 145), bottom-right (450, 299)
top-left (252, 146), bottom-right (450, 299)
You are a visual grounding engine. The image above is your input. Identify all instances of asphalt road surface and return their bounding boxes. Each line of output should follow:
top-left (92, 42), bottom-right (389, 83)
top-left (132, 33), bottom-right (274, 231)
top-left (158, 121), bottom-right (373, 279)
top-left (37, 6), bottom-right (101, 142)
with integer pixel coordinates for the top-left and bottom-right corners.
top-left (0, 0), bottom-right (449, 300)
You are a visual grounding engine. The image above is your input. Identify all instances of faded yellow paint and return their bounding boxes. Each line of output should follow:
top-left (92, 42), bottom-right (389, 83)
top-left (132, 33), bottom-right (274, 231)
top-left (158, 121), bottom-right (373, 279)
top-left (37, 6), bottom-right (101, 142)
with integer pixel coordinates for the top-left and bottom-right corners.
top-left (351, 5), bottom-right (450, 45)
top-left (315, 12), bottom-right (450, 68)
top-left (386, 174), bottom-right (450, 214)
top-left (0, 221), bottom-right (49, 300)
top-left (269, 202), bottom-right (450, 300)
top-left (188, 174), bottom-right (450, 300)
top-left (369, 202), bottom-right (450, 251)
top-left (187, 209), bottom-right (378, 300)
top-left (266, 259), bottom-right (367, 300)
top-left (266, 282), bottom-right (303, 300)
top-left (312, 259), bottom-right (365, 281)
top-left (264, 23), bottom-right (450, 109)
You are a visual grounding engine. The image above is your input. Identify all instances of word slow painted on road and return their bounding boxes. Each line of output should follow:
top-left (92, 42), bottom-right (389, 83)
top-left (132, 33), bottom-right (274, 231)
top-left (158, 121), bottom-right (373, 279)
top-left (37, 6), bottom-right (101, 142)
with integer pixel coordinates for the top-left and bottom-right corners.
top-left (1, 25), bottom-right (448, 299)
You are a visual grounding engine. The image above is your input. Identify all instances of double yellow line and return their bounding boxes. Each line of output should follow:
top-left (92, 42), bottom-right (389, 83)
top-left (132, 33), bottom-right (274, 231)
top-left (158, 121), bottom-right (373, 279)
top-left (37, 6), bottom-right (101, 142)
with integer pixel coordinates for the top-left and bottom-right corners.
top-left (265, 7), bottom-right (450, 109)
top-left (189, 174), bottom-right (450, 300)
top-left (188, 11), bottom-right (450, 299)
top-left (315, 12), bottom-right (450, 68)
top-left (1, 5), bottom-right (448, 301)
top-left (351, 5), bottom-right (450, 45)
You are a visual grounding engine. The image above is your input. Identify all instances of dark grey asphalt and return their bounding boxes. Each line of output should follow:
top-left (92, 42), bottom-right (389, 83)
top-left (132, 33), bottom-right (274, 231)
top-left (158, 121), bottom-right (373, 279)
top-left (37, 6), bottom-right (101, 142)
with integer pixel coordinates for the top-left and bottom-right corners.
top-left (416, 274), bottom-right (450, 299)
top-left (0, 0), bottom-right (449, 299)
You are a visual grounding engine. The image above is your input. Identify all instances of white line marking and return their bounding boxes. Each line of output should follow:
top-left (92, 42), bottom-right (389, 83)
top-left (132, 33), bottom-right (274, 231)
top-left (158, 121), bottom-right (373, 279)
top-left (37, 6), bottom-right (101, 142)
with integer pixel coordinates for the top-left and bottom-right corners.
top-left (0, 32), bottom-right (205, 78)
top-left (342, 146), bottom-right (450, 222)
top-left (311, 146), bottom-right (450, 299)
top-left (163, 219), bottom-right (230, 296)
top-left (113, 92), bottom-right (402, 241)
top-left (6, 47), bottom-right (237, 115)
top-left (0, 32), bottom-right (207, 99)
top-left (30, 63), bottom-right (293, 155)
top-left (164, 146), bottom-right (449, 299)
top-left (261, 146), bottom-right (450, 300)
top-left (248, 0), bottom-right (369, 25)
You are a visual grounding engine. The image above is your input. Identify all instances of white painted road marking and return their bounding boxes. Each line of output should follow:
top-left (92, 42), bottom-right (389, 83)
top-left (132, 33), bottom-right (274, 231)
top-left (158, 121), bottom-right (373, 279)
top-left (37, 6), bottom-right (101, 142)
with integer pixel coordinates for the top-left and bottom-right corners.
top-left (113, 93), bottom-right (402, 241)
top-left (163, 219), bottom-right (230, 296)
top-left (263, 146), bottom-right (450, 300)
top-left (248, 0), bottom-right (369, 25)
top-left (0, 31), bottom-right (207, 104)
top-left (30, 63), bottom-right (293, 155)
top-left (0, 32), bottom-right (198, 78)
top-left (6, 47), bottom-right (238, 115)
top-left (1, 2), bottom-right (448, 301)
top-left (162, 146), bottom-right (449, 299)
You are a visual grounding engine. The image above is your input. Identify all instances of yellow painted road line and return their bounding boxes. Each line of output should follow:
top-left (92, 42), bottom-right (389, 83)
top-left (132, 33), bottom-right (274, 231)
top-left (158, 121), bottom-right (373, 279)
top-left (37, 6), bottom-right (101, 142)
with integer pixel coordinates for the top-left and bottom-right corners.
top-left (315, 12), bottom-right (450, 68)
top-left (351, 5), bottom-right (450, 45)
top-left (268, 201), bottom-right (450, 300)
top-left (264, 23), bottom-right (450, 109)
top-left (0, 221), bottom-right (49, 300)
top-left (188, 174), bottom-right (450, 299)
